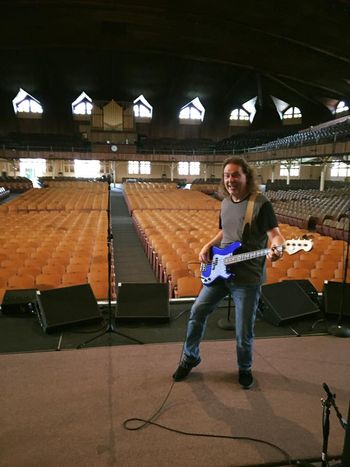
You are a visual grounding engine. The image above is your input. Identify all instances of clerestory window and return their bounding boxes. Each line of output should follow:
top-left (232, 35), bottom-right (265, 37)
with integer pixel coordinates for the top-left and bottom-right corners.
top-left (133, 95), bottom-right (153, 119)
top-left (282, 106), bottom-right (302, 120)
top-left (335, 100), bottom-right (349, 114)
top-left (72, 92), bottom-right (93, 115)
top-left (179, 97), bottom-right (205, 122)
top-left (13, 88), bottom-right (43, 114)
top-left (230, 108), bottom-right (250, 121)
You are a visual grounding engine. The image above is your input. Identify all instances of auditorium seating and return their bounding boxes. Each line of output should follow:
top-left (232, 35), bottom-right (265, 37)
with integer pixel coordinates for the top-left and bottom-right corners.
top-left (267, 187), bottom-right (350, 235)
top-left (0, 182), bottom-right (114, 300)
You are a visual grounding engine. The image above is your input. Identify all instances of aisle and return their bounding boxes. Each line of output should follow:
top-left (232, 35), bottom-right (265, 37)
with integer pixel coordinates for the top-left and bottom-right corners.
top-left (110, 186), bottom-right (157, 284)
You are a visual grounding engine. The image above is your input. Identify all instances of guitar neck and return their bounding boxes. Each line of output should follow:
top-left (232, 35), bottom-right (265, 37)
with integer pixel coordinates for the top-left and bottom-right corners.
top-left (224, 248), bottom-right (271, 266)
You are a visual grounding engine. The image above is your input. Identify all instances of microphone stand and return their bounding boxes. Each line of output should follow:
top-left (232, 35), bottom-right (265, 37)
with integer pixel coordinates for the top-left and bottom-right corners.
top-left (328, 212), bottom-right (350, 338)
top-left (77, 179), bottom-right (143, 348)
top-left (321, 383), bottom-right (347, 467)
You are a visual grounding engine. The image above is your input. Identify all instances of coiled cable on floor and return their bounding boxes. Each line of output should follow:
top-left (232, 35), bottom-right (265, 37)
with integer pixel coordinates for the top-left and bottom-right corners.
top-left (122, 339), bottom-right (292, 465)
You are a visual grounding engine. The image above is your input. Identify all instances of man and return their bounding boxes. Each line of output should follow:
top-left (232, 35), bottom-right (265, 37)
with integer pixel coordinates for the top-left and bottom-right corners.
top-left (173, 156), bottom-right (285, 389)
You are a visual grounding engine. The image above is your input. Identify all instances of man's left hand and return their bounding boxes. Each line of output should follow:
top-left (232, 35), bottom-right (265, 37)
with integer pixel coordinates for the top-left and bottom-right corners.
top-left (268, 245), bottom-right (283, 262)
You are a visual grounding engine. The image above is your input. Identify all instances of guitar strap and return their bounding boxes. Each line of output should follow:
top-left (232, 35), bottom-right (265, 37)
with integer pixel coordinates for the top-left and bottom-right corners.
top-left (242, 191), bottom-right (258, 243)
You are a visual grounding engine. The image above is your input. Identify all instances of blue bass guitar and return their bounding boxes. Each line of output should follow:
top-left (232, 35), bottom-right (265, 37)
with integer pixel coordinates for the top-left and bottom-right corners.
top-left (200, 238), bottom-right (313, 286)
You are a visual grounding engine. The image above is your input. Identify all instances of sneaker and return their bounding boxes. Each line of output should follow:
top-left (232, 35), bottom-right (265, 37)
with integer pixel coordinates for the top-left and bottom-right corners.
top-left (172, 357), bottom-right (201, 381)
top-left (238, 370), bottom-right (254, 389)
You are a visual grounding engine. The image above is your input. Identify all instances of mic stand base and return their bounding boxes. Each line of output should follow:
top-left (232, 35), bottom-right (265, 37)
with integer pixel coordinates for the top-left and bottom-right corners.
top-left (328, 324), bottom-right (350, 338)
top-left (77, 321), bottom-right (144, 349)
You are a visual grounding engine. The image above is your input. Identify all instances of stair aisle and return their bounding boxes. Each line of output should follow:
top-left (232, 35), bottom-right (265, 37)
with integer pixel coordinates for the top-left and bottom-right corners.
top-left (110, 186), bottom-right (157, 284)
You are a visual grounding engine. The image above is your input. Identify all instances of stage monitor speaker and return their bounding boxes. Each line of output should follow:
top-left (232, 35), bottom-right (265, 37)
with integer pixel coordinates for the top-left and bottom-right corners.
top-left (323, 281), bottom-right (350, 317)
top-left (291, 279), bottom-right (320, 305)
top-left (117, 283), bottom-right (169, 321)
top-left (1, 289), bottom-right (38, 315)
top-left (36, 284), bottom-right (102, 333)
top-left (260, 280), bottom-right (320, 326)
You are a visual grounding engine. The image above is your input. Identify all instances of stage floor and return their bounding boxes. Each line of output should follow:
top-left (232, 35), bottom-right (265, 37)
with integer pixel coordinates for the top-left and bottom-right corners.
top-left (1, 336), bottom-right (349, 467)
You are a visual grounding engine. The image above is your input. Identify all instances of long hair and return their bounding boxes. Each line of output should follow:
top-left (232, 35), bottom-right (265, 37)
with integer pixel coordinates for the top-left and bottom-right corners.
top-left (219, 156), bottom-right (258, 198)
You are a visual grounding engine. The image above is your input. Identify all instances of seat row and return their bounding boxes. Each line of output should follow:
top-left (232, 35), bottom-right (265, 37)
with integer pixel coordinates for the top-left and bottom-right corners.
top-left (124, 187), bottom-right (220, 214)
top-left (0, 184), bottom-right (108, 213)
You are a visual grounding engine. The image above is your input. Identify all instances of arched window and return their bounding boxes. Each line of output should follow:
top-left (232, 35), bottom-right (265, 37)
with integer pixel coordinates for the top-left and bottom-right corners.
top-left (133, 95), bottom-right (153, 119)
top-left (179, 97), bottom-right (205, 122)
top-left (12, 88), bottom-right (43, 114)
top-left (282, 106), bottom-right (302, 120)
top-left (230, 108), bottom-right (250, 121)
top-left (335, 100), bottom-right (349, 114)
top-left (72, 92), bottom-right (92, 115)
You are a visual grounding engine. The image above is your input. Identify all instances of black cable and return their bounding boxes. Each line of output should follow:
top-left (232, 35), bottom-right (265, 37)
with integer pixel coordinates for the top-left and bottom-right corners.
top-left (122, 325), bottom-right (293, 466)
top-left (123, 416), bottom-right (292, 464)
top-left (170, 307), bottom-right (190, 321)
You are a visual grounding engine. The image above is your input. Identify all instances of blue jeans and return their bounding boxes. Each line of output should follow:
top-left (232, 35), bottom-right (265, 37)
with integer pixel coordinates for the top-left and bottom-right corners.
top-left (183, 280), bottom-right (261, 371)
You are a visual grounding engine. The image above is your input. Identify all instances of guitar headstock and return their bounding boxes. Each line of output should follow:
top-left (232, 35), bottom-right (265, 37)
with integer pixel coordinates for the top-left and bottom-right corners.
top-left (284, 237), bottom-right (313, 255)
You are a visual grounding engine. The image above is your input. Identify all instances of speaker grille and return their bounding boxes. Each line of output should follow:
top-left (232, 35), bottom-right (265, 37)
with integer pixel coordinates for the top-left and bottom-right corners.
top-left (323, 281), bottom-right (350, 316)
top-left (261, 280), bottom-right (319, 326)
top-left (36, 284), bottom-right (102, 333)
top-left (117, 283), bottom-right (169, 320)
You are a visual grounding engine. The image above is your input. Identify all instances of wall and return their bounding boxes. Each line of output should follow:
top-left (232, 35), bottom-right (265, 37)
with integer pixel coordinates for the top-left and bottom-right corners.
top-left (1, 158), bottom-right (348, 185)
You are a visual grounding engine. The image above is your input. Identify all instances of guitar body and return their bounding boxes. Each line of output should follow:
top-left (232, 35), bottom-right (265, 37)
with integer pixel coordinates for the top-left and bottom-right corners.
top-left (201, 241), bottom-right (241, 285)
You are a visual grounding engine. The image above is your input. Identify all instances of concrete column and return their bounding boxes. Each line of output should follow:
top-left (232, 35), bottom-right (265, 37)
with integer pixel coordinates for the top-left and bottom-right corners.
top-left (320, 165), bottom-right (325, 191)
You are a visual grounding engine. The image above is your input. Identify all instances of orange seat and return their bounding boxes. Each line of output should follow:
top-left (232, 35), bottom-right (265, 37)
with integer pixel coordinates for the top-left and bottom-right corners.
top-left (310, 268), bottom-right (335, 281)
top-left (7, 274), bottom-right (36, 289)
top-left (286, 267), bottom-right (310, 279)
top-left (309, 277), bottom-right (326, 293)
top-left (66, 263), bottom-right (89, 274)
top-left (0, 276), bottom-right (8, 288)
top-left (89, 281), bottom-right (110, 301)
top-left (334, 269), bottom-right (350, 282)
top-left (168, 268), bottom-right (191, 288)
top-left (36, 273), bottom-right (62, 290)
top-left (0, 288), bottom-right (6, 304)
top-left (17, 266), bottom-right (42, 277)
top-left (61, 272), bottom-right (87, 286)
top-left (176, 276), bottom-right (202, 298)
top-left (265, 268), bottom-right (283, 284)
top-left (42, 264), bottom-right (66, 274)
top-left (293, 259), bottom-right (315, 270)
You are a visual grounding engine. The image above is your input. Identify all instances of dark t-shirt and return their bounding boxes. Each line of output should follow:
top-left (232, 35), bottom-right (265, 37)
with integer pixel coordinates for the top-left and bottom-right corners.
top-left (219, 193), bottom-right (278, 285)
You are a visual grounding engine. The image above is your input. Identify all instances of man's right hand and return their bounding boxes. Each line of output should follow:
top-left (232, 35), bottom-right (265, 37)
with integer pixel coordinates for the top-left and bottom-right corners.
top-left (199, 245), bottom-right (211, 264)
